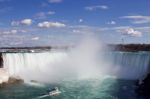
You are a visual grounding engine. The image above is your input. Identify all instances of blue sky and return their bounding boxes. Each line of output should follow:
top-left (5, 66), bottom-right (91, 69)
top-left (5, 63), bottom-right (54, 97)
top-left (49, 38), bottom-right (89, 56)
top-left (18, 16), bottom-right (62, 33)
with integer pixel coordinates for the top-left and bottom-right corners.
top-left (0, 0), bottom-right (150, 47)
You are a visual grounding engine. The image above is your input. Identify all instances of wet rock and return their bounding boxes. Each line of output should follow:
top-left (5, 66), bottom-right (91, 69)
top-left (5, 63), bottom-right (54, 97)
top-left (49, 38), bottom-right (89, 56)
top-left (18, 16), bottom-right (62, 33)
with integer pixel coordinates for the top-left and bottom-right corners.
top-left (0, 53), bottom-right (3, 68)
top-left (0, 68), bottom-right (23, 87)
top-left (8, 77), bottom-right (23, 84)
top-left (136, 73), bottom-right (150, 96)
top-left (1, 77), bottom-right (24, 87)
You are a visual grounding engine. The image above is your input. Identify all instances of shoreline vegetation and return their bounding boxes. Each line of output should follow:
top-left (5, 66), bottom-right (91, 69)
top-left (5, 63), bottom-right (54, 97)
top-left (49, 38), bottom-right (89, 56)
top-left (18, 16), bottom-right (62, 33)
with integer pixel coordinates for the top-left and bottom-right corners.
top-left (109, 44), bottom-right (150, 52)
top-left (0, 44), bottom-right (150, 53)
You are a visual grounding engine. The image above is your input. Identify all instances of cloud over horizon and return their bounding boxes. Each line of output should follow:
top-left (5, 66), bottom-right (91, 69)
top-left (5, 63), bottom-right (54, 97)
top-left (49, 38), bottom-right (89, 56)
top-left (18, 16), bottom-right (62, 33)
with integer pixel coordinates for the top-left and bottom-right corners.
top-left (11, 19), bottom-right (32, 26)
top-left (0, 0), bottom-right (150, 46)
top-left (37, 21), bottom-right (66, 28)
top-left (85, 5), bottom-right (109, 11)
top-left (34, 11), bottom-right (55, 19)
top-left (107, 21), bottom-right (116, 25)
top-left (121, 15), bottom-right (150, 24)
top-left (48, 0), bottom-right (62, 3)
top-left (119, 28), bottom-right (142, 37)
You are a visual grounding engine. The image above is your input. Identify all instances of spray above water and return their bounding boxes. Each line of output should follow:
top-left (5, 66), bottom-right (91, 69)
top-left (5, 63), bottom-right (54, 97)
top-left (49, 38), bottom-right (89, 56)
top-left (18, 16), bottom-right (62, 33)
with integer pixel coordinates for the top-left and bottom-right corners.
top-left (66, 36), bottom-right (108, 78)
top-left (2, 36), bottom-right (109, 83)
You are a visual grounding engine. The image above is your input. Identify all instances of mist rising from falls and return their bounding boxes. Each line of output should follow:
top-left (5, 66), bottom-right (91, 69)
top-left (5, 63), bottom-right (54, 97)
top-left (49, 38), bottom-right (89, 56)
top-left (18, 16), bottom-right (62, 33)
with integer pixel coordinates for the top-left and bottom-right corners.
top-left (2, 37), bottom-right (107, 82)
top-left (2, 37), bottom-right (150, 83)
top-left (66, 37), bottom-right (107, 78)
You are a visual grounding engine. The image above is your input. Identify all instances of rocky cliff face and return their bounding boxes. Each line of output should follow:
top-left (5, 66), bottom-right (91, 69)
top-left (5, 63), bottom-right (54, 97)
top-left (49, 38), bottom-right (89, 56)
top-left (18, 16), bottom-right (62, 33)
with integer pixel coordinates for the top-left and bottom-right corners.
top-left (0, 53), bottom-right (3, 68)
top-left (136, 74), bottom-right (150, 97)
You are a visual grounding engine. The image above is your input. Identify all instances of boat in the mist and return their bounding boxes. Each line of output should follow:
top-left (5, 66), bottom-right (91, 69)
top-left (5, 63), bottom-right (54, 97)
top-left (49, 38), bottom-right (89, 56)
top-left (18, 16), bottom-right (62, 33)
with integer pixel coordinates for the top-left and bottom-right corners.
top-left (34, 87), bottom-right (61, 99)
top-left (48, 87), bottom-right (61, 96)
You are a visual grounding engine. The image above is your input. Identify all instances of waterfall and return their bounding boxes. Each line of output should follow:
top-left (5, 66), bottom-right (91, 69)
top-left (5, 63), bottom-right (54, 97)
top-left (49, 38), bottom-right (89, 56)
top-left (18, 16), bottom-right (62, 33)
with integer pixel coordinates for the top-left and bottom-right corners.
top-left (2, 51), bottom-right (68, 82)
top-left (109, 52), bottom-right (150, 79)
top-left (2, 51), bottom-right (150, 82)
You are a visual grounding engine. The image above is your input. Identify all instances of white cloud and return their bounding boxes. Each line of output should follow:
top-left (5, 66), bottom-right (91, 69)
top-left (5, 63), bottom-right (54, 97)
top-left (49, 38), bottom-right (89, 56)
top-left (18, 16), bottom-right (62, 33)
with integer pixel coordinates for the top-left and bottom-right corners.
top-left (48, 0), bottom-right (62, 3)
top-left (73, 29), bottom-right (81, 33)
top-left (11, 30), bottom-right (18, 33)
top-left (121, 15), bottom-right (150, 24)
top-left (38, 21), bottom-right (66, 28)
top-left (41, 2), bottom-right (49, 7)
top-left (119, 28), bottom-right (142, 37)
top-left (47, 11), bottom-right (55, 15)
top-left (11, 21), bottom-right (20, 26)
top-left (31, 37), bottom-right (39, 40)
top-left (2, 29), bottom-right (18, 34)
top-left (21, 19), bottom-right (32, 25)
top-left (85, 5), bottom-right (109, 11)
top-left (11, 19), bottom-right (32, 26)
top-left (35, 11), bottom-right (55, 19)
top-left (0, 29), bottom-right (28, 35)
top-left (35, 12), bottom-right (46, 19)
top-left (0, 24), bottom-right (148, 47)
top-left (1, 29), bottom-right (26, 35)
top-left (79, 19), bottom-right (83, 23)
top-left (17, 29), bottom-right (27, 33)
top-left (107, 21), bottom-right (116, 25)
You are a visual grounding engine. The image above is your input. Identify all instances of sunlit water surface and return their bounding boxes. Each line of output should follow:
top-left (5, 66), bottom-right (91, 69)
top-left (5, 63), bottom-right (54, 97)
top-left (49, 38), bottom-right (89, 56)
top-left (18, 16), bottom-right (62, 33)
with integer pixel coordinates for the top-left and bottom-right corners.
top-left (0, 78), bottom-right (148, 99)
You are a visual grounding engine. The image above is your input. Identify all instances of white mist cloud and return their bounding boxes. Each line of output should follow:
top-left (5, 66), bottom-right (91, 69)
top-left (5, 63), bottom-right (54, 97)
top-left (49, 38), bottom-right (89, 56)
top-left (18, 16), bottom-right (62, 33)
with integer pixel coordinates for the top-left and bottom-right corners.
top-left (85, 5), bottom-right (109, 11)
top-left (47, 11), bottom-right (55, 15)
top-left (121, 15), bottom-right (150, 24)
top-left (21, 19), bottom-right (32, 25)
top-left (11, 19), bottom-right (32, 26)
top-left (107, 21), bottom-right (116, 25)
top-left (2, 29), bottom-right (17, 34)
top-left (48, 0), bottom-right (62, 3)
top-left (3, 36), bottom-right (112, 83)
top-left (0, 29), bottom-right (28, 35)
top-left (11, 21), bottom-right (19, 26)
top-left (31, 37), bottom-right (39, 40)
top-left (79, 19), bottom-right (83, 23)
top-left (34, 11), bottom-right (55, 19)
top-left (119, 28), bottom-right (142, 37)
top-left (38, 21), bottom-right (66, 28)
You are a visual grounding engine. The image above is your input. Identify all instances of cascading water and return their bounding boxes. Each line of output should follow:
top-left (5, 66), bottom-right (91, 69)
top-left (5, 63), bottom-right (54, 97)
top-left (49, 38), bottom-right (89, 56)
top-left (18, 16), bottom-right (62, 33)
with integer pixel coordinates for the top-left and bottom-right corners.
top-left (2, 51), bottom-right (150, 82)
top-left (2, 52), bottom-right (68, 82)
top-left (1, 37), bottom-right (150, 83)
top-left (109, 52), bottom-right (150, 79)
